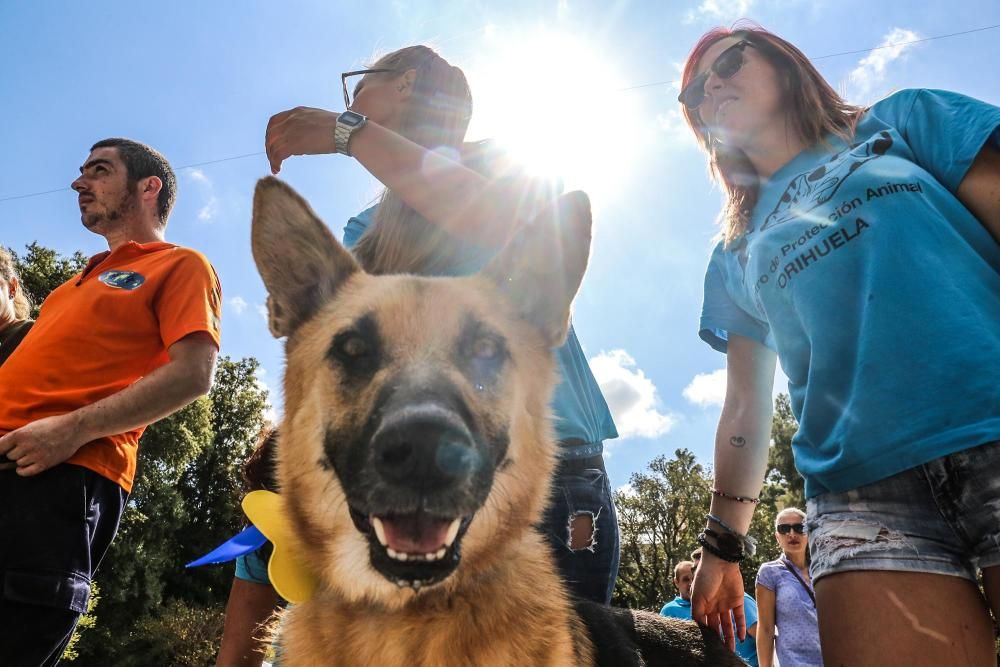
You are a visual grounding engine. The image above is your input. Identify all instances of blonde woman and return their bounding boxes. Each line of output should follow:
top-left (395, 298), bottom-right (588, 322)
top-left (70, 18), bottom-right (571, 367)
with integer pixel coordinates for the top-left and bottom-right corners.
top-left (755, 508), bottom-right (821, 667)
top-left (264, 46), bottom-right (619, 605)
top-left (0, 246), bottom-right (33, 366)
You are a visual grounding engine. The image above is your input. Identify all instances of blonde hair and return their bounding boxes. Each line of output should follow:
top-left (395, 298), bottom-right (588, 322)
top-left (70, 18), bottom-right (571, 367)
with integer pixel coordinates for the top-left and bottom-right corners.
top-left (775, 507), bottom-right (807, 527)
top-left (0, 246), bottom-right (31, 321)
top-left (680, 23), bottom-right (864, 246)
top-left (350, 45), bottom-right (474, 276)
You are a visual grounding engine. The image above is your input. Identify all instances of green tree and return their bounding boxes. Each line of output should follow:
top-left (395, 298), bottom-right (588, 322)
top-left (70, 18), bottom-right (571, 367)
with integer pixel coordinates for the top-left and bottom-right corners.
top-left (613, 449), bottom-right (712, 610)
top-left (766, 393), bottom-right (805, 509)
top-left (11, 241), bottom-right (87, 317)
top-left (613, 394), bottom-right (802, 608)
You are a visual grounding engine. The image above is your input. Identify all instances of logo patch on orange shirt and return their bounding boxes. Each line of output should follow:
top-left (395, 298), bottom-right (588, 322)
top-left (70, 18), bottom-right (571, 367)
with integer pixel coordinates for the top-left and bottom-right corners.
top-left (99, 270), bottom-right (145, 290)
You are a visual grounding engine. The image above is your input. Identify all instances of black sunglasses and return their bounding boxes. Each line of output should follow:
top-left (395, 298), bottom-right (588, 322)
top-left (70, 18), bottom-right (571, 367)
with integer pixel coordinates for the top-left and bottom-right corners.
top-left (678, 40), bottom-right (753, 111)
top-left (341, 68), bottom-right (399, 109)
top-left (776, 523), bottom-right (807, 535)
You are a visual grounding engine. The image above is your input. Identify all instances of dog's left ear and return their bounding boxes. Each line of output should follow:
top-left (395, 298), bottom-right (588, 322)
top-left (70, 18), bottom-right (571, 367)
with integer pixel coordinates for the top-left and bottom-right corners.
top-left (252, 177), bottom-right (360, 338)
top-left (482, 191), bottom-right (593, 347)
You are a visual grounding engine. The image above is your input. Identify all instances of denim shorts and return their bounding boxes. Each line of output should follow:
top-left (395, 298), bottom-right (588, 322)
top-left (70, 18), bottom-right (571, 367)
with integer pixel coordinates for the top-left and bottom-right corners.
top-left (806, 440), bottom-right (1000, 584)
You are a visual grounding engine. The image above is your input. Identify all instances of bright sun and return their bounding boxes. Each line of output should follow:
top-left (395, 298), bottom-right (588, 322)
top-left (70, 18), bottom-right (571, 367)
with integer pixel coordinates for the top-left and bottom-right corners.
top-left (465, 29), bottom-right (643, 206)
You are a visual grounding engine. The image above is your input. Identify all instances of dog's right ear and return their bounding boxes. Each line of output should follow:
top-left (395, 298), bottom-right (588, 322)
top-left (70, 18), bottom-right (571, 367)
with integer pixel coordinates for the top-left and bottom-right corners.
top-left (482, 191), bottom-right (593, 347)
top-left (251, 177), bottom-right (360, 338)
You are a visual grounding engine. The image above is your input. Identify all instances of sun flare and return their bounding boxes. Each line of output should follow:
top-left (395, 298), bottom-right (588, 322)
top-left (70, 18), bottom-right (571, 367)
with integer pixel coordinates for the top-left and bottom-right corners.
top-left (465, 29), bottom-right (643, 206)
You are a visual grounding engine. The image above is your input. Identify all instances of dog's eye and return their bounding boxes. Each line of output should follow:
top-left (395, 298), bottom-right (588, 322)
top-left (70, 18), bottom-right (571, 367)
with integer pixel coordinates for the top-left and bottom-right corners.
top-left (338, 334), bottom-right (370, 358)
top-left (471, 336), bottom-right (500, 360)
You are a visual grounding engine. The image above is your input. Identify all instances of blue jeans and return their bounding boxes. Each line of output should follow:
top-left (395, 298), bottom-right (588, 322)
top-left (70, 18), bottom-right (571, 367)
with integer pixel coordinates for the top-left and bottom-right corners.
top-left (539, 447), bottom-right (620, 605)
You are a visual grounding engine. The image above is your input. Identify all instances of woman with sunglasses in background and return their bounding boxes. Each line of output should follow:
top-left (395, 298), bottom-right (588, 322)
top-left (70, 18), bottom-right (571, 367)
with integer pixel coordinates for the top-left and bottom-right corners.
top-left (679, 22), bottom-right (1000, 667)
top-left (755, 508), bottom-right (821, 667)
top-left (258, 39), bottom-right (618, 601)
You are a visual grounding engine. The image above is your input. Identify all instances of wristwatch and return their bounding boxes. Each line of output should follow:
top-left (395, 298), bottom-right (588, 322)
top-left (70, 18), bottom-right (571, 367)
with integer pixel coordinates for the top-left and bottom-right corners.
top-left (334, 110), bottom-right (367, 156)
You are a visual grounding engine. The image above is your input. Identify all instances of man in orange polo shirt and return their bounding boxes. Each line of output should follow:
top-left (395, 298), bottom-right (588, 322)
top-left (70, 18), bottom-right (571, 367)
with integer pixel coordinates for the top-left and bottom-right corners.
top-left (0, 138), bottom-right (222, 665)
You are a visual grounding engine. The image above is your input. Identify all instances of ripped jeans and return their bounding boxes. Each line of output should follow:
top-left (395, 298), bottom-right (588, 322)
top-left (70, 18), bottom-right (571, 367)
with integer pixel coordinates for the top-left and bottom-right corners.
top-left (807, 440), bottom-right (1000, 584)
top-left (538, 445), bottom-right (620, 605)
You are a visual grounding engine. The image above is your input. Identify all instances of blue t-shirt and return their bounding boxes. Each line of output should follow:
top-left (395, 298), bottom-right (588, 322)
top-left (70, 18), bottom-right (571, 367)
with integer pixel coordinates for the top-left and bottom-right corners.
top-left (659, 593), bottom-right (758, 666)
top-left (659, 595), bottom-right (692, 619)
top-left (235, 547), bottom-right (270, 585)
top-left (757, 558), bottom-right (822, 667)
top-left (344, 206), bottom-right (618, 448)
top-left (700, 89), bottom-right (1000, 498)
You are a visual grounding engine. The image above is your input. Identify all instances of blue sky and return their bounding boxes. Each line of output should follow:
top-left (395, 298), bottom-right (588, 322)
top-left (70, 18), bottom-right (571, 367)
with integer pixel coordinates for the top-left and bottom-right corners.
top-left (2, 1), bottom-right (998, 492)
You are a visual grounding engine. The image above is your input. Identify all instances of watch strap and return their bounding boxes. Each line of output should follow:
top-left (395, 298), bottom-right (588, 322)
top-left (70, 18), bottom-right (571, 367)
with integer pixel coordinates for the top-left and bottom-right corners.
top-left (334, 112), bottom-right (366, 156)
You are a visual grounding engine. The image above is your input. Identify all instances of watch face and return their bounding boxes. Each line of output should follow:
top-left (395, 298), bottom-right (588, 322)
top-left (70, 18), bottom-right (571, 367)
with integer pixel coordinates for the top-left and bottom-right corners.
top-left (339, 111), bottom-right (365, 127)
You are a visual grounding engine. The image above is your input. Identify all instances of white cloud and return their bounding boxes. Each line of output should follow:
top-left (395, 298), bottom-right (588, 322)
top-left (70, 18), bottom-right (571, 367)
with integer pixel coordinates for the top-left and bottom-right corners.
top-left (256, 304), bottom-right (269, 320)
top-left (590, 349), bottom-right (677, 439)
top-left (846, 28), bottom-right (920, 103)
top-left (228, 296), bottom-right (248, 315)
top-left (617, 483), bottom-right (636, 497)
top-left (197, 196), bottom-right (219, 222)
top-left (188, 168), bottom-right (210, 184)
top-left (683, 368), bottom-right (727, 407)
top-left (684, 0), bottom-right (754, 23)
top-left (255, 368), bottom-right (279, 424)
top-left (186, 168), bottom-right (219, 222)
top-left (656, 108), bottom-right (699, 148)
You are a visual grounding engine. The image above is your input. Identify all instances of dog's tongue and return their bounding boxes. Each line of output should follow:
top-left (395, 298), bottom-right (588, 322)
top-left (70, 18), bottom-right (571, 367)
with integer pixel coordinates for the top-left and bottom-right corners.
top-left (379, 514), bottom-right (452, 553)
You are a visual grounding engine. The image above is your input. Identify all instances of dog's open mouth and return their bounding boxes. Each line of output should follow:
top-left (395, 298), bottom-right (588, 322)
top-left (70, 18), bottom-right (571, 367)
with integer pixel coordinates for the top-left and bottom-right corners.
top-left (350, 507), bottom-right (472, 589)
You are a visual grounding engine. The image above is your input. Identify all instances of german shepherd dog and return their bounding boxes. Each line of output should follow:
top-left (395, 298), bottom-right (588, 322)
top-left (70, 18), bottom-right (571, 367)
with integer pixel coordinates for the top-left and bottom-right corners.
top-left (251, 177), bottom-right (743, 666)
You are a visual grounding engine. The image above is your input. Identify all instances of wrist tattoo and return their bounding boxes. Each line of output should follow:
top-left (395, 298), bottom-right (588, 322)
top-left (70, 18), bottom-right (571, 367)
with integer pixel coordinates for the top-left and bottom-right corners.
top-left (729, 435), bottom-right (746, 448)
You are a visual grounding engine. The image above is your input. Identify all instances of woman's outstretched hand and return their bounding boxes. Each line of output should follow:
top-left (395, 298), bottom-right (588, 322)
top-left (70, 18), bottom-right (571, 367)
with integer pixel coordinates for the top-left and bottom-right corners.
top-left (265, 107), bottom-right (340, 174)
top-left (691, 552), bottom-right (747, 652)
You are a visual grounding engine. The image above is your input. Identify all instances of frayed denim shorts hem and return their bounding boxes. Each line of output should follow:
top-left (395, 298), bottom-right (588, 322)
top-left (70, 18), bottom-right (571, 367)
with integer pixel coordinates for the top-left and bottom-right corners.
top-left (806, 440), bottom-right (1000, 584)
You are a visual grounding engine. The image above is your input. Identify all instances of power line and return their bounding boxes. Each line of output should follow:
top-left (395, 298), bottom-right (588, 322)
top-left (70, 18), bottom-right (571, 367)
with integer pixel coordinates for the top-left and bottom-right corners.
top-left (2, 22), bottom-right (998, 205)
top-left (0, 152), bottom-right (266, 204)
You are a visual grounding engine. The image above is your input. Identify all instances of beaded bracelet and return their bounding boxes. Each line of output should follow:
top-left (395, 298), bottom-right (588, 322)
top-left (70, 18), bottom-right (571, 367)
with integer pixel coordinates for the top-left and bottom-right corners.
top-left (712, 488), bottom-right (760, 504)
top-left (696, 532), bottom-right (744, 563)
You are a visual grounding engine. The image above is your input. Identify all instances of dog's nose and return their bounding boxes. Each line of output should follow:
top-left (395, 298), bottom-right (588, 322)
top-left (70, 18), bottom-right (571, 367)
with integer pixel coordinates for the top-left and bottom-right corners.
top-left (372, 409), bottom-right (479, 488)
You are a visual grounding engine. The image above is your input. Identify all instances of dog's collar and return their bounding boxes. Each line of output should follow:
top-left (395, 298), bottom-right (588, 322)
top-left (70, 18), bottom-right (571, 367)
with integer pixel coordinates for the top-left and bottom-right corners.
top-left (186, 490), bottom-right (318, 603)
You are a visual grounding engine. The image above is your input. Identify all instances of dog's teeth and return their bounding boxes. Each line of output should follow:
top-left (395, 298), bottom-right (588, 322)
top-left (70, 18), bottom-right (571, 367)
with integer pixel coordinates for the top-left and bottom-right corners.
top-left (435, 547), bottom-right (447, 560)
top-left (387, 547), bottom-right (399, 559)
top-left (372, 517), bottom-right (388, 546)
top-left (397, 551), bottom-right (409, 562)
top-left (444, 519), bottom-right (461, 547)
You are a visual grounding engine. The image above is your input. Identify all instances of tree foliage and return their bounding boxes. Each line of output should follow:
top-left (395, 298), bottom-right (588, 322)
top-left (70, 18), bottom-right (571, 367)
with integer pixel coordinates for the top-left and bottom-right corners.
top-left (613, 394), bottom-right (803, 609)
top-left (612, 449), bottom-right (711, 610)
top-left (767, 393), bottom-right (805, 509)
top-left (11, 241), bottom-right (88, 318)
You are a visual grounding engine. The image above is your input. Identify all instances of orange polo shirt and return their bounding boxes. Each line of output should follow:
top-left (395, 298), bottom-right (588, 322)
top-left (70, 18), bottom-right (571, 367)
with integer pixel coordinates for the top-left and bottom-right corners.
top-left (0, 241), bottom-right (222, 492)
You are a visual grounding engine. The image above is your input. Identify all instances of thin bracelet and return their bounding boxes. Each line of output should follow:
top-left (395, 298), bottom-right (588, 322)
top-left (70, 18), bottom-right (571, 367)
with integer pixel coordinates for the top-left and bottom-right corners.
top-left (712, 488), bottom-right (760, 504)
top-left (707, 513), bottom-right (741, 535)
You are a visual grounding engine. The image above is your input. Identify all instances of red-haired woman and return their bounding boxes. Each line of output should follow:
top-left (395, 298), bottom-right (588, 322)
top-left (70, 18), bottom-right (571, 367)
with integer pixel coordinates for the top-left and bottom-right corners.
top-left (680, 23), bottom-right (1000, 666)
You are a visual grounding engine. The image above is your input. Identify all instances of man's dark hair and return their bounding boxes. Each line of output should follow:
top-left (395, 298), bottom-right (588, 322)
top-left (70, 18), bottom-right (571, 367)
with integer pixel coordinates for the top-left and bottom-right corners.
top-left (91, 138), bottom-right (177, 225)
